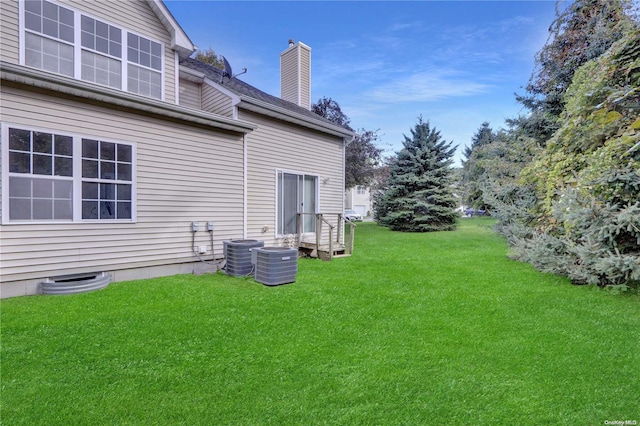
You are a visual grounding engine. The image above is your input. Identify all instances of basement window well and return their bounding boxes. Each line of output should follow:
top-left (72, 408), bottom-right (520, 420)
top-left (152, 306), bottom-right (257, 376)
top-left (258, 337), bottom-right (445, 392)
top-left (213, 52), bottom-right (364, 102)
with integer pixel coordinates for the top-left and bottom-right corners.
top-left (40, 272), bottom-right (112, 295)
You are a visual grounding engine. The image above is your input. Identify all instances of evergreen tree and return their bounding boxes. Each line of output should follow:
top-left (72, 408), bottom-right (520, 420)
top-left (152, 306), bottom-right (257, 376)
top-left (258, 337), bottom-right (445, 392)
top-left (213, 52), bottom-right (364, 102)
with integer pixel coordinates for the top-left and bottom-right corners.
top-left (374, 117), bottom-right (458, 232)
top-left (515, 0), bottom-right (634, 145)
top-left (462, 121), bottom-right (495, 161)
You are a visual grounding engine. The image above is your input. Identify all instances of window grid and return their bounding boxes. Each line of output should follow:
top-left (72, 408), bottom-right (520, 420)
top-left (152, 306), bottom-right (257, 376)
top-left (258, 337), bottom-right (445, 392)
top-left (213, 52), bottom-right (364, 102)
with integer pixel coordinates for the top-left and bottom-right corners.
top-left (4, 126), bottom-right (134, 222)
top-left (81, 139), bottom-right (133, 220)
top-left (7, 128), bottom-right (74, 221)
top-left (22, 0), bottom-right (163, 99)
top-left (80, 15), bottom-right (122, 89)
top-left (24, 0), bottom-right (75, 77)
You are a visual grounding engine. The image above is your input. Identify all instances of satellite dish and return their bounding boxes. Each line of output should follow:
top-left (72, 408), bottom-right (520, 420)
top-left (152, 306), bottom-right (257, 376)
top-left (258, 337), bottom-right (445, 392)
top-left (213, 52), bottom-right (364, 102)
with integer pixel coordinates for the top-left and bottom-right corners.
top-left (219, 55), bottom-right (247, 83)
top-left (222, 56), bottom-right (232, 80)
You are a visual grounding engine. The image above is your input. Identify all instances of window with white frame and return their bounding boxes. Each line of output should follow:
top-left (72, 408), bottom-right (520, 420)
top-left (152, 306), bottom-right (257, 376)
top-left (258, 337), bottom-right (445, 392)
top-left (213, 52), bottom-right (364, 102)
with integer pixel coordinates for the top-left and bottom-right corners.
top-left (127, 33), bottom-right (162, 99)
top-left (8, 128), bottom-right (74, 220)
top-left (3, 125), bottom-right (135, 222)
top-left (356, 185), bottom-right (366, 195)
top-left (80, 15), bottom-right (122, 89)
top-left (22, 0), bottom-right (164, 99)
top-left (277, 171), bottom-right (317, 235)
top-left (24, 0), bottom-right (74, 77)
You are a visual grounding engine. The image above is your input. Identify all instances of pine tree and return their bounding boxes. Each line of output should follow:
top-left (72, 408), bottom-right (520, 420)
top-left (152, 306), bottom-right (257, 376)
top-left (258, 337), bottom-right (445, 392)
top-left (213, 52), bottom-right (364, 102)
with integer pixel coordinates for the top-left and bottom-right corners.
top-left (374, 117), bottom-right (458, 232)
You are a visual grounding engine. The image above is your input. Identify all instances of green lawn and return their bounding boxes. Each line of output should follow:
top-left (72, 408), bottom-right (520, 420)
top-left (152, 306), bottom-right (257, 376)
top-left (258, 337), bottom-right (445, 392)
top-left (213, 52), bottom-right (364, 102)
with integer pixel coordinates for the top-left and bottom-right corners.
top-left (2, 219), bottom-right (639, 425)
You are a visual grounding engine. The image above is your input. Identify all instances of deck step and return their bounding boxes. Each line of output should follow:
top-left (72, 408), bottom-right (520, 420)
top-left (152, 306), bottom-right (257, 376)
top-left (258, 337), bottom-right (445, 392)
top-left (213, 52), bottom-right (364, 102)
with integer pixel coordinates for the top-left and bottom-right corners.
top-left (298, 242), bottom-right (351, 260)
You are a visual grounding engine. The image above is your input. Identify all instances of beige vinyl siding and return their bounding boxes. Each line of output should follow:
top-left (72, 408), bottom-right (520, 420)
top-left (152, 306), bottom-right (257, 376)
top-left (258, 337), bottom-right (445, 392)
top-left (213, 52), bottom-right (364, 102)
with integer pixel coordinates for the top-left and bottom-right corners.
top-left (1, 85), bottom-right (245, 283)
top-left (61, 0), bottom-right (177, 103)
top-left (280, 51), bottom-right (299, 106)
top-left (202, 84), bottom-right (234, 117)
top-left (280, 43), bottom-right (311, 109)
top-left (3, 0), bottom-right (178, 103)
top-left (0, 1), bottom-right (20, 64)
top-left (299, 51), bottom-right (311, 109)
top-left (179, 78), bottom-right (201, 109)
top-left (239, 110), bottom-right (345, 245)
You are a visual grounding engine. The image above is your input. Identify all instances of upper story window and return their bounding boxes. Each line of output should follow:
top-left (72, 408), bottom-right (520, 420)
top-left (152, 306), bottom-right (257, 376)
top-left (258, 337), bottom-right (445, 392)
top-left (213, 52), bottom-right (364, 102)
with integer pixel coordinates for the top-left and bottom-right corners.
top-left (80, 15), bottom-right (122, 89)
top-left (24, 0), bottom-right (74, 77)
top-left (356, 185), bottom-right (366, 195)
top-left (21, 0), bottom-right (164, 100)
top-left (127, 33), bottom-right (162, 99)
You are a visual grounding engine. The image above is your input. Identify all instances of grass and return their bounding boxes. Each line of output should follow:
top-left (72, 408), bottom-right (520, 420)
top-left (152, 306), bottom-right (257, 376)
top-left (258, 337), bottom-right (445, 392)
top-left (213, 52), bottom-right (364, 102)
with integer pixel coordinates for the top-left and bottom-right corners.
top-left (2, 218), bottom-right (639, 425)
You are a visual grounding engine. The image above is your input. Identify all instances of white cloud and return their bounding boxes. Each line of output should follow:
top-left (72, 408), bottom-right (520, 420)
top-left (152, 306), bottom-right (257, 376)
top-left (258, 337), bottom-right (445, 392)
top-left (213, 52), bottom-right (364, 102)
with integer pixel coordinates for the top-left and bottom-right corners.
top-left (367, 70), bottom-right (490, 103)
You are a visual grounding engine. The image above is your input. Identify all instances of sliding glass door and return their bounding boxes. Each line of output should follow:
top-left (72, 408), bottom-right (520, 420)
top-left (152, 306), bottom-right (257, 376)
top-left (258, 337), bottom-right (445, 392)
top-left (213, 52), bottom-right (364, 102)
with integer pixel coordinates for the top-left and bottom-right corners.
top-left (277, 171), bottom-right (317, 235)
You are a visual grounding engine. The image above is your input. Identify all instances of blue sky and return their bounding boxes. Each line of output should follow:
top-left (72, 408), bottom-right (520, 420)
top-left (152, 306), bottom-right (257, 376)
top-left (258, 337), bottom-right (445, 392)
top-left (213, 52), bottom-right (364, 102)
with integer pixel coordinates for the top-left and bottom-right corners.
top-left (165, 1), bottom-right (560, 166)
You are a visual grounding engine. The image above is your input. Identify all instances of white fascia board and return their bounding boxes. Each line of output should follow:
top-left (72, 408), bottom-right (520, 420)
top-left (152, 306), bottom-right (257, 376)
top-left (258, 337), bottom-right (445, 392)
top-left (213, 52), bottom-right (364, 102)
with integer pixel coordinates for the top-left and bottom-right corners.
top-left (179, 66), bottom-right (206, 84)
top-left (238, 97), bottom-right (354, 140)
top-left (148, 0), bottom-right (196, 57)
top-left (1, 62), bottom-right (256, 134)
top-left (202, 78), bottom-right (242, 120)
top-left (202, 78), bottom-right (242, 107)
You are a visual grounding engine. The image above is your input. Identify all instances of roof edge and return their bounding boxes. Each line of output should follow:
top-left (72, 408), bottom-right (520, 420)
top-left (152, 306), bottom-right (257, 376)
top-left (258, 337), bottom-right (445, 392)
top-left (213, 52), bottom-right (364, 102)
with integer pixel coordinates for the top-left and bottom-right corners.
top-left (1, 62), bottom-right (256, 134)
top-left (238, 97), bottom-right (354, 140)
top-left (147, 0), bottom-right (196, 58)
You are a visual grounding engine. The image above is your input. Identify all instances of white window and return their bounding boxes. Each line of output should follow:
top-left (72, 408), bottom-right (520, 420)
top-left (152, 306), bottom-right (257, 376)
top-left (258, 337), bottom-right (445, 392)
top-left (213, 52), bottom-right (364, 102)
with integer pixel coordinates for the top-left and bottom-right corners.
top-left (24, 0), bottom-right (74, 77)
top-left (277, 171), bottom-right (317, 235)
top-left (81, 139), bottom-right (133, 220)
top-left (21, 0), bottom-right (164, 99)
top-left (127, 33), bottom-right (162, 99)
top-left (7, 128), bottom-right (73, 220)
top-left (80, 15), bottom-right (122, 89)
top-left (2, 125), bottom-right (135, 223)
top-left (356, 185), bottom-right (366, 195)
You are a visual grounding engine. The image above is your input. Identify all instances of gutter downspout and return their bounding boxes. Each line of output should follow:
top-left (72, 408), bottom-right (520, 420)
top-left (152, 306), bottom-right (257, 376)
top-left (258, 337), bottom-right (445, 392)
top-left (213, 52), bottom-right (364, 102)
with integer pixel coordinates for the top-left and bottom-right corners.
top-left (243, 133), bottom-right (248, 239)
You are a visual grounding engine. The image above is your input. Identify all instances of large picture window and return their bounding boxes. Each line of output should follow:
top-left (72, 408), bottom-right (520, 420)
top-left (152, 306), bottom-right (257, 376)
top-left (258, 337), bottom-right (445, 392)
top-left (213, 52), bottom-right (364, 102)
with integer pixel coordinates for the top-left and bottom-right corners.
top-left (3, 125), bottom-right (135, 223)
top-left (22, 0), bottom-right (163, 99)
top-left (277, 171), bottom-right (317, 235)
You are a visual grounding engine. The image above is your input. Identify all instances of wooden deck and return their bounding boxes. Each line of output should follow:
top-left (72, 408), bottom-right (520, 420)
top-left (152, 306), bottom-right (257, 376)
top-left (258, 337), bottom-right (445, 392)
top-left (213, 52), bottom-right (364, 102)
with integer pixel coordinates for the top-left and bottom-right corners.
top-left (296, 213), bottom-right (356, 261)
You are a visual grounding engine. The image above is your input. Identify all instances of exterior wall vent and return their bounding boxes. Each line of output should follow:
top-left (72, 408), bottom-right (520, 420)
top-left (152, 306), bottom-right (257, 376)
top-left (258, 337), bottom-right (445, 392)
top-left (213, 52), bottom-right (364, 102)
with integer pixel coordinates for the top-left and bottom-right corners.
top-left (223, 240), bottom-right (264, 276)
top-left (40, 272), bottom-right (112, 295)
top-left (251, 247), bottom-right (298, 286)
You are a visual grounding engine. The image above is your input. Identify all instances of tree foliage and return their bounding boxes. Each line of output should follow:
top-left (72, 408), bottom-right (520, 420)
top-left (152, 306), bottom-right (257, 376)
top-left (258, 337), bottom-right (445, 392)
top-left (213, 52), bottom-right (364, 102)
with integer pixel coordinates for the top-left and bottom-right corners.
top-left (465, 1), bottom-right (640, 290)
top-left (462, 128), bottom-right (538, 210)
top-left (507, 28), bottom-right (640, 289)
top-left (374, 117), bottom-right (458, 232)
top-left (516, 0), bottom-right (635, 144)
top-left (311, 97), bottom-right (353, 131)
top-left (463, 121), bottom-right (496, 161)
top-left (193, 48), bottom-right (224, 68)
top-left (345, 129), bottom-right (383, 189)
top-left (311, 97), bottom-right (383, 189)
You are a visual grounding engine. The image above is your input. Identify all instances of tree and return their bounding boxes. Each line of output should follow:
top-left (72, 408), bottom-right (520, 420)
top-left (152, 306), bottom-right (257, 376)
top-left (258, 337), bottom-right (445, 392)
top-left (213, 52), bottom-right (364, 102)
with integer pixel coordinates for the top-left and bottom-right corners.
top-left (311, 97), bottom-right (352, 131)
top-left (345, 129), bottom-right (383, 189)
top-left (461, 125), bottom-right (538, 209)
top-left (462, 121), bottom-right (495, 161)
top-left (194, 47), bottom-right (224, 68)
top-left (311, 97), bottom-right (383, 189)
top-left (506, 28), bottom-right (640, 289)
top-left (374, 117), bottom-right (458, 232)
top-left (516, 0), bottom-right (635, 144)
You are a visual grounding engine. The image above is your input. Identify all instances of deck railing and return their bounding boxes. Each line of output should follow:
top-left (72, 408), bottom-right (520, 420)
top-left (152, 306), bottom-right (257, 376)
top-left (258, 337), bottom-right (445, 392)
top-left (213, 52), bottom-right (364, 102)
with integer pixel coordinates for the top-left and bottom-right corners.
top-left (296, 212), bottom-right (356, 260)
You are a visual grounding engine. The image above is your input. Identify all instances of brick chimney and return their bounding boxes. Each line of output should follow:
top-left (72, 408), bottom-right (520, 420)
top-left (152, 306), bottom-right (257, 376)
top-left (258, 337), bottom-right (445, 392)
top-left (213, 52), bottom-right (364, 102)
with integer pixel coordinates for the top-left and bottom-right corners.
top-left (280, 40), bottom-right (311, 110)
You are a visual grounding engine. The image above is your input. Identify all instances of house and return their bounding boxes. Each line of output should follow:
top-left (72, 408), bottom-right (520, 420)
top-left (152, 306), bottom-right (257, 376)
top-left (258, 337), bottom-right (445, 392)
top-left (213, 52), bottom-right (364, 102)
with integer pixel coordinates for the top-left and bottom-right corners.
top-left (0, 0), bottom-right (353, 298)
top-left (344, 185), bottom-right (373, 218)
